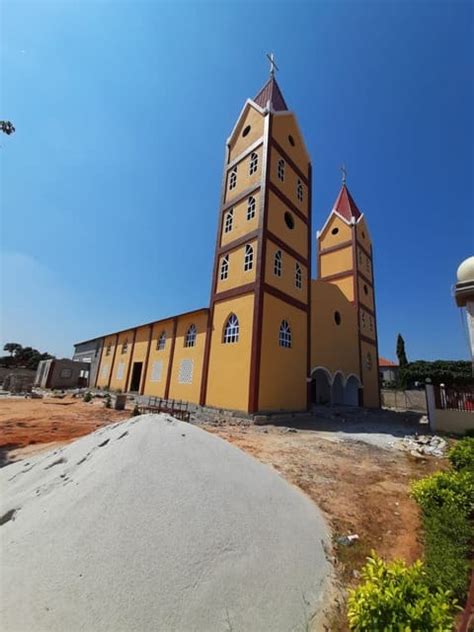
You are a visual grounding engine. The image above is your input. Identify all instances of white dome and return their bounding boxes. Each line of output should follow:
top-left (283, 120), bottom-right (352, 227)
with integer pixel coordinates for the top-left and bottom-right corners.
top-left (457, 256), bottom-right (474, 283)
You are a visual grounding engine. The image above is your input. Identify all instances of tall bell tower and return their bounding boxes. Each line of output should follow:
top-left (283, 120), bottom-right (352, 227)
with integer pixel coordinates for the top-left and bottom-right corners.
top-left (201, 60), bottom-right (312, 413)
top-left (316, 179), bottom-right (380, 407)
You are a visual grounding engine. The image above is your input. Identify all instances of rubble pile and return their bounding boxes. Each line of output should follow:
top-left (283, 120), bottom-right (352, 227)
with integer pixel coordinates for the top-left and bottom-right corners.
top-left (399, 434), bottom-right (447, 458)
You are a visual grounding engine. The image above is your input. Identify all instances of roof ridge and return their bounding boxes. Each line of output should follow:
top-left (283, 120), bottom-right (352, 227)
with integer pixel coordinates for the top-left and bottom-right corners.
top-left (253, 76), bottom-right (288, 112)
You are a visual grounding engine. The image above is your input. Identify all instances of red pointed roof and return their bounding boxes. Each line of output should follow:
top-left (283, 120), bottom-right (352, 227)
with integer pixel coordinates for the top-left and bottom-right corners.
top-left (379, 357), bottom-right (398, 367)
top-left (254, 77), bottom-right (288, 111)
top-left (332, 184), bottom-right (362, 222)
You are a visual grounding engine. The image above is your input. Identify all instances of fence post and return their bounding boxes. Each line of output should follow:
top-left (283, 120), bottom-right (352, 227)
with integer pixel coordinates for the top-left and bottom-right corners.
top-left (425, 384), bottom-right (437, 432)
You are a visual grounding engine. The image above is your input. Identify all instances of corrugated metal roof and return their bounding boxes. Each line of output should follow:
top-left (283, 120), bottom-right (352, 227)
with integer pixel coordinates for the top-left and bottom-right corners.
top-left (253, 77), bottom-right (288, 111)
top-left (332, 184), bottom-right (362, 221)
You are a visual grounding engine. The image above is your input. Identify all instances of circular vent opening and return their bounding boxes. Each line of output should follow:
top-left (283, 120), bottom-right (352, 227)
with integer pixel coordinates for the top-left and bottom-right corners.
top-left (284, 211), bottom-right (295, 229)
top-left (331, 227), bottom-right (339, 235)
top-left (242, 125), bottom-right (251, 137)
top-left (288, 134), bottom-right (295, 147)
top-left (334, 311), bottom-right (341, 325)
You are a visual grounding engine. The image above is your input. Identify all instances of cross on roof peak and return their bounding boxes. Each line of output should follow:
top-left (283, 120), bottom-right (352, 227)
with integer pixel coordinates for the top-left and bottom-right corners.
top-left (340, 163), bottom-right (347, 185)
top-left (266, 52), bottom-right (279, 77)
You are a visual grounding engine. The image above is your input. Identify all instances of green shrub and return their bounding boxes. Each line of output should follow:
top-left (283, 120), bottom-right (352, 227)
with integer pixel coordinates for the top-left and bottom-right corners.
top-left (410, 469), bottom-right (473, 514)
top-left (448, 437), bottom-right (474, 472)
top-left (422, 503), bottom-right (472, 601)
top-left (347, 553), bottom-right (456, 631)
top-left (83, 391), bottom-right (92, 403)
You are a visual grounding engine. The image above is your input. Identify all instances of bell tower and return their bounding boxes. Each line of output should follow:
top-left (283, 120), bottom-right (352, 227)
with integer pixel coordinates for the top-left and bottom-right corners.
top-left (316, 180), bottom-right (380, 407)
top-left (201, 61), bottom-right (312, 413)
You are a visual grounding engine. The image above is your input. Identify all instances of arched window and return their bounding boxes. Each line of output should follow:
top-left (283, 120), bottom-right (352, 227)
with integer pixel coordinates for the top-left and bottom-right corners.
top-left (157, 331), bottom-right (166, 350)
top-left (295, 262), bottom-right (302, 289)
top-left (297, 179), bottom-right (304, 202)
top-left (279, 320), bottom-right (292, 348)
top-left (121, 339), bottom-right (128, 354)
top-left (244, 244), bottom-right (254, 271)
top-left (274, 250), bottom-right (282, 277)
top-left (249, 152), bottom-right (258, 175)
top-left (106, 344), bottom-right (112, 356)
top-left (220, 254), bottom-right (229, 280)
top-left (277, 158), bottom-right (285, 181)
top-left (184, 324), bottom-right (197, 348)
top-left (223, 314), bottom-right (239, 344)
top-left (229, 166), bottom-right (237, 191)
top-left (247, 196), bottom-right (256, 220)
top-left (224, 208), bottom-right (233, 233)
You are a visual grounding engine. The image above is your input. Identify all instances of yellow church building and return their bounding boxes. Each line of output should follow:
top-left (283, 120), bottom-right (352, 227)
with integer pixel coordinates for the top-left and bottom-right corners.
top-left (73, 71), bottom-right (380, 413)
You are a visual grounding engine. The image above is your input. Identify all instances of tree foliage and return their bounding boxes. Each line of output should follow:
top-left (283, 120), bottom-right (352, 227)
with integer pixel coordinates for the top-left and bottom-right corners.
top-left (399, 359), bottom-right (472, 387)
top-left (1, 120), bottom-right (15, 135)
top-left (396, 333), bottom-right (408, 367)
top-left (0, 343), bottom-right (55, 370)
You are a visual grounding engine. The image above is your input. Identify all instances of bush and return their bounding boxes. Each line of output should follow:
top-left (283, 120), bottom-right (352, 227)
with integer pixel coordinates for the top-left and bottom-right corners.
top-left (422, 504), bottom-right (472, 601)
top-left (347, 553), bottom-right (456, 631)
top-left (448, 437), bottom-right (474, 472)
top-left (410, 469), bottom-right (473, 514)
top-left (83, 391), bottom-right (92, 403)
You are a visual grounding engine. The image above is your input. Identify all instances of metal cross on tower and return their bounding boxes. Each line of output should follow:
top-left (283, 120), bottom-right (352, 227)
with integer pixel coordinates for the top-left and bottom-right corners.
top-left (266, 52), bottom-right (279, 77)
top-left (340, 163), bottom-right (347, 185)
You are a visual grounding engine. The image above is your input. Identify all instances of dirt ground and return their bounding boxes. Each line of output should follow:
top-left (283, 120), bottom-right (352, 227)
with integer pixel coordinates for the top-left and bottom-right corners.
top-left (0, 395), bottom-right (129, 466)
top-left (0, 396), bottom-right (447, 630)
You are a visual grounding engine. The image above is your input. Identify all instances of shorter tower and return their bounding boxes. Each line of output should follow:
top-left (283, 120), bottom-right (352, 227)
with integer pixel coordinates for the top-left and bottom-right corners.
top-left (313, 181), bottom-right (380, 407)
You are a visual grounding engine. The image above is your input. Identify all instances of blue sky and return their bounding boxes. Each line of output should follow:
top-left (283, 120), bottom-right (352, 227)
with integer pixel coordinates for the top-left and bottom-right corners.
top-left (1, 0), bottom-right (473, 362)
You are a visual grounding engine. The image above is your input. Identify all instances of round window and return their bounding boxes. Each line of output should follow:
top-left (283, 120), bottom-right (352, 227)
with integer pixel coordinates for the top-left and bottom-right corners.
top-left (334, 311), bottom-right (341, 325)
top-left (284, 211), bottom-right (295, 229)
top-left (331, 227), bottom-right (339, 235)
top-left (363, 284), bottom-right (368, 295)
top-left (288, 134), bottom-right (295, 147)
top-left (242, 125), bottom-right (251, 137)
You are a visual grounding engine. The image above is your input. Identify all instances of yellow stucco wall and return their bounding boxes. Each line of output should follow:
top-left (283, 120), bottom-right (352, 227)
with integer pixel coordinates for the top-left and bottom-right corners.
top-left (205, 294), bottom-right (255, 411)
top-left (360, 339), bottom-right (380, 407)
top-left (224, 146), bottom-right (263, 205)
top-left (216, 239), bottom-right (257, 293)
top-left (228, 104), bottom-right (265, 163)
top-left (320, 246), bottom-right (353, 278)
top-left (328, 276), bottom-right (355, 303)
top-left (311, 280), bottom-right (360, 378)
top-left (168, 311), bottom-right (208, 404)
top-left (269, 147), bottom-right (308, 218)
top-left (142, 319), bottom-right (175, 397)
top-left (319, 214), bottom-right (352, 250)
top-left (356, 216), bottom-right (371, 253)
top-left (258, 293), bottom-right (307, 411)
top-left (109, 329), bottom-right (135, 391)
top-left (221, 190), bottom-right (260, 246)
top-left (271, 112), bottom-right (310, 174)
top-left (267, 190), bottom-right (307, 255)
top-left (265, 239), bottom-right (308, 302)
top-left (96, 334), bottom-right (117, 387)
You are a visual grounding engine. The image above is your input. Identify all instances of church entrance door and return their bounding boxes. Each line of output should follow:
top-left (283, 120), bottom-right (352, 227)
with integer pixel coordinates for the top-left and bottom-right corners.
top-left (130, 362), bottom-right (143, 393)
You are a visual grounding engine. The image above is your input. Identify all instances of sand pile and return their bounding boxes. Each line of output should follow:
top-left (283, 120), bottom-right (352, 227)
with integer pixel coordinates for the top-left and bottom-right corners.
top-left (1, 415), bottom-right (330, 631)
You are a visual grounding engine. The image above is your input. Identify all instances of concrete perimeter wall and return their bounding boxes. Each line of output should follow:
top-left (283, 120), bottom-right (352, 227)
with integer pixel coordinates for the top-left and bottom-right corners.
top-left (381, 389), bottom-right (427, 413)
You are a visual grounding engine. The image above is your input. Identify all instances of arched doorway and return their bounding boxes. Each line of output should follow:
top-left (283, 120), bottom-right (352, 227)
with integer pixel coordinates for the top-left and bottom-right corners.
top-left (344, 375), bottom-right (361, 406)
top-left (311, 368), bottom-right (331, 405)
top-left (332, 372), bottom-right (344, 405)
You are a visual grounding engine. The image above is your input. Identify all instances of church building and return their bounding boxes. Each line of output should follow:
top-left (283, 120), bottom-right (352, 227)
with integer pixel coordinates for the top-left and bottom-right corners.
top-left (73, 69), bottom-right (381, 413)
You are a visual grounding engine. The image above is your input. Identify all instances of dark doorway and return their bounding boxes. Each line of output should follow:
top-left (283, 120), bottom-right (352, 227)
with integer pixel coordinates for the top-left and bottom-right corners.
top-left (130, 362), bottom-right (143, 392)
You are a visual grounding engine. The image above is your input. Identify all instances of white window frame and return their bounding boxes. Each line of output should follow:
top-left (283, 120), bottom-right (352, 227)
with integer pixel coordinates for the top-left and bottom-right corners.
top-left (277, 158), bottom-right (285, 182)
top-left (274, 250), bottom-right (282, 277)
top-left (224, 208), bottom-right (234, 233)
top-left (178, 359), bottom-right (194, 384)
top-left (157, 331), bottom-right (166, 351)
top-left (229, 166), bottom-right (237, 190)
top-left (279, 320), bottom-right (292, 348)
top-left (223, 314), bottom-right (239, 344)
top-left (244, 244), bottom-right (253, 272)
top-left (220, 254), bottom-right (229, 280)
top-left (184, 324), bottom-right (197, 348)
top-left (295, 262), bottom-right (302, 289)
top-left (297, 179), bottom-right (304, 202)
top-left (249, 152), bottom-right (258, 175)
top-left (247, 196), bottom-right (256, 220)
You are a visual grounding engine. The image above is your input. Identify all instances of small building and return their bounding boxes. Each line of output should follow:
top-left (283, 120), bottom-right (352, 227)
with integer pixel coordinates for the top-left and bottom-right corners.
top-left (35, 358), bottom-right (91, 390)
top-left (72, 338), bottom-right (103, 388)
top-left (379, 357), bottom-right (399, 385)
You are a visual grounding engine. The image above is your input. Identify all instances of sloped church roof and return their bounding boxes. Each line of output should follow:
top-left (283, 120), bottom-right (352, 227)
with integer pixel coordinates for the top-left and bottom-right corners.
top-left (253, 76), bottom-right (288, 111)
top-left (332, 184), bottom-right (362, 221)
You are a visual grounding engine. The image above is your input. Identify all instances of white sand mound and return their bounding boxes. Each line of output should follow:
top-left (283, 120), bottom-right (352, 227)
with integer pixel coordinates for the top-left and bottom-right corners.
top-left (1, 415), bottom-right (330, 632)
